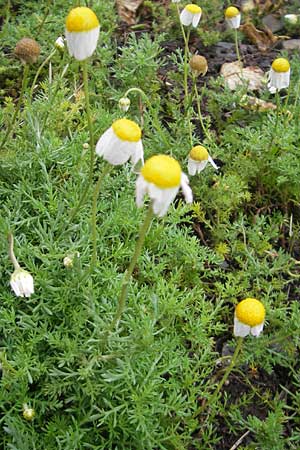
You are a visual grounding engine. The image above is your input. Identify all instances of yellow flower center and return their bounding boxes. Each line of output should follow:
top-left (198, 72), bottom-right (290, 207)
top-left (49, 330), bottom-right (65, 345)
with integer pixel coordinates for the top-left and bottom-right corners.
top-left (271, 58), bottom-right (290, 73)
top-left (66, 7), bottom-right (99, 32)
top-left (141, 155), bottom-right (182, 188)
top-left (235, 298), bottom-right (265, 327)
top-left (112, 119), bottom-right (141, 142)
top-left (225, 6), bottom-right (240, 18)
top-left (189, 145), bottom-right (208, 161)
top-left (186, 4), bottom-right (202, 14)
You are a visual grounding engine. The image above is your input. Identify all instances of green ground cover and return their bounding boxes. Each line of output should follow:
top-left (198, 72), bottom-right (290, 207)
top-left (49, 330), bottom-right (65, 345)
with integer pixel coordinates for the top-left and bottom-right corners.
top-left (1, 1), bottom-right (300, 448)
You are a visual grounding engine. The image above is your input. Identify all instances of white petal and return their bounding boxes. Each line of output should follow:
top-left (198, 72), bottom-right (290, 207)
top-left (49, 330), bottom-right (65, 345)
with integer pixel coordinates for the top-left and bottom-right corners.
top-left (208, 156), bottom-right (219, 170)
top-left (65, 27), bottom-right (99, 61)
top-left (234, 316), bottom-right (250, 337)
top-left (180, 9), bottom-right (192, 26)
top-left (130, 140), bottom-right (144, 166)
top-left (192, 12), bottom-right (201, 27)
top-left (180, 173), bottom-right (193, 204)
top-left (96, 129), bottom-right (134, 165)
top-left (188, 159), bottom-right (197, 176)
top-left (250, 322), bottom-right (264, 337)
top-left (136, 176), bottom-right (148, 208)
top-left (95, 127), bottom-right (113, 157)
top-left (226, 15), bottom-right (241, 29)
top-left (268, 68), bottom-right (290, 92)
top-left (153, 187), bottom-right (178, 217)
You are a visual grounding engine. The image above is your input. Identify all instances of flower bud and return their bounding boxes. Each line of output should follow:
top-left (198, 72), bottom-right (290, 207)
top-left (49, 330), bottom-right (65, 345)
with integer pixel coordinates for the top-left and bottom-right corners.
top-left (189, 55), bottom-right (208, 77)
top-left (14, 38), bottom-right (40, 64)
top-left (284, 14), bottom-right (298, 25)
top-left (55, 36), bottom-right (65, 52)
top-left (63, 252), bottom-right (80, 268)
top-left (23, 404), bottom-right (35, 421)
top-left (118, 97), bottom-right (131, 112)
top-left (10, 268), bottom-right (34, 298)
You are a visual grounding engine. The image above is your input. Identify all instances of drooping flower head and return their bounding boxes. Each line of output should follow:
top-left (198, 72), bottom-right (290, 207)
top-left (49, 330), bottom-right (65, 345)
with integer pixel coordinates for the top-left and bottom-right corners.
top-left (225, 6), bottom-right (241, 29)
top-left (268, 58), bottom-right (290, 93)
top-left (10, 268), bottom-right (34, 298)
top-left (65, 7), bottom-right (100, 61)
top-left (136, 155), bottom-right (193, 217)
top-left (188, 145), bottom-right (218, 175)
top-left (96, 118), bottom-right (143, 166)
top-left (189, 55), bottom-right (208, 77)
top-left (180, 4), bottom-right (202, 27)
top-left (14, 38), bottom-right (40, 64)
top-left (234, 298), bottom-right (265, 337)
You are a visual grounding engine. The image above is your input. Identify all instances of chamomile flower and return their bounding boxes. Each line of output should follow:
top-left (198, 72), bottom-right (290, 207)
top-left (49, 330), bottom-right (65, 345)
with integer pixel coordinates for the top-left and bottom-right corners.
top-left (10, 268), bottom-right (34, 298)
top-left (234, 298), bottom-right (265, 337)
top-left (268, 58), bottom-right (290, 93)
top-left (95, 118), bottom-right (143, 166)
top-left (136, 155), bottom-right (193, 217)
top-left (180, 4), bottom-right (202, 28)
top-left (187, 145), bottom-right (218, 175)
top-left (65, 7), bottom-right (100, 61)
top-left (225, 6), bottom-right (241, 29)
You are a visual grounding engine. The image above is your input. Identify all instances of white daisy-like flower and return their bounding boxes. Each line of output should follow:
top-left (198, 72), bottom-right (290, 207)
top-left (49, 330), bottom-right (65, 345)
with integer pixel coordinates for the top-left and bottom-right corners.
top-left (268, 58), bottom-right (290, 93)
top-left (136, 154), bottom-right (193, 217)
top-left (65, 7), bottom-right (100, 61)
top-left (180, 4), bottom-right (202, 28)
top-left (234, 298), bottom-right (265, 337)
top-left (225, 6), bottom-right (241, 29)
top-left (10, 268), bottom-right (34, 298)
top-left (187, 145), bottom-right (218, 176)
top-left (96, 118), bottom-right (143, 166)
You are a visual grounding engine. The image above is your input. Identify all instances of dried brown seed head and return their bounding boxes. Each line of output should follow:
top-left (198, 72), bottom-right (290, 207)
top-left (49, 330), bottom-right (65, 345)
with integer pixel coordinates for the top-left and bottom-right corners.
top-left (189, 55), bottom-right (208, 77)
top-left (14, 38), bottom-right (40, 64)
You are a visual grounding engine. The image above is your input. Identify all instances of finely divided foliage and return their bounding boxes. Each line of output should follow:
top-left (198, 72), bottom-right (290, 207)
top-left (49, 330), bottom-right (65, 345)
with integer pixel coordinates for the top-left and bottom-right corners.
top-left (1, 0), bottom-right (300, 449)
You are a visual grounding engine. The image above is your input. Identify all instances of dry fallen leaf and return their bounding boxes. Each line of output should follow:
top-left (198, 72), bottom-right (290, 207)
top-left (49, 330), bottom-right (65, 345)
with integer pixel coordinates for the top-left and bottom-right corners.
top-left (220, 61), bottom-right (265, 91)
top-left (240, 22), bottom-right (279, 52)
top-left (240, 94), bottom-right (276, 112)
top-left (116, 0), bottom-right (144, 25)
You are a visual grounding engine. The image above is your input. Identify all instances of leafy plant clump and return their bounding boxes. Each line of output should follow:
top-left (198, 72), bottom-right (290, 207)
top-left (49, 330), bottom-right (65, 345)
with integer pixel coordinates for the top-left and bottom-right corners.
top-left (1, 1), bottom-right (300, 449)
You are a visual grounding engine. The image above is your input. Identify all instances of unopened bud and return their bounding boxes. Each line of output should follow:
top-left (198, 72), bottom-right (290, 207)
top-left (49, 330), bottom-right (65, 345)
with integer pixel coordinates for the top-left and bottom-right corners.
top-left (55, 36), bottom-right (65, 51)
top-left (14, 38), bottom-right (40, 64)
top-left (83, 143), bottom-right (89, 149)
top-left (284, 14), bottom-right (298, 25)
top-left (189, 55), bottom-right (208, 77)
top-left (63, 252), bottom-right (80, 268)
top-left (118, 97), bottom-right (131, 112)
top-left (23, 404), bottom-right (35, 421)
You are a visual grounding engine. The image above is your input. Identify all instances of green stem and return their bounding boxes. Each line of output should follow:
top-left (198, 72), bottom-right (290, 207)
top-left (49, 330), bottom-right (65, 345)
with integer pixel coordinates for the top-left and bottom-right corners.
top-left (271, 90), bottom-right (281, 147)
top-left (109, 205), bottom-right (154, 331)
top-left (30, 49), bottom-right (56, 99)
top-left (193, 77), bottom-right (210, 142)
top-left (68, 59), bottom-right (95, 224)
top-left (1, 63), bottom-right (30, 149)
top-left (194, 337), bottom-right (244, 418)
top-left (234, 29), bottom-right (241, 67)
top-left (90, 163), bottom-right (112, 271)
top-left (123, 87), bottom-right (169, 147)
top-left (8, 233), bottom-right (20, 270)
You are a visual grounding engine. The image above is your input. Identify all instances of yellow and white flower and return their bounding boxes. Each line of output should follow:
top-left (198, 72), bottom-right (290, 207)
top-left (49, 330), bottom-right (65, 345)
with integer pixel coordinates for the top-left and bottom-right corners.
top-left (96, 118), bottom-right (143, 166)
top-left (234, 298), bottom-right (265, 337)
top-left (10, 268), bottom-right (34, 298)
top-left (65, 7), bottom-right (100, 61)
top-left (180, 4), bottom-right (202, 28)
top-left (188, 145), bottom-right (218, 175)
top-left (268, 58), bottom-right (290, 93)
top-left (136, 155), bottom-right (193, 217)
top-left (225, 6), bottom-right (241, 29)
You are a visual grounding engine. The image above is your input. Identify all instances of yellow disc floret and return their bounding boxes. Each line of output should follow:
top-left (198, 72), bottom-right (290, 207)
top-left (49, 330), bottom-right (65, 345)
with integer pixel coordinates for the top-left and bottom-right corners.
top-left (225, 6), bottom-right (240, 18)
top-left (112, 119), bottom-right (141, 142)
top-left (272, 58), bottom-right (290, 73)
top-left (66, 7), bottom-right (99, 32)
top-left (186, 4), bottom-right (202, 14)
top-left (141, 155), bottom-right (182, 188)
top-left (189, 145), bottom-right (209, 161)
top-left (235, 298), bottom-right (265, 327)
